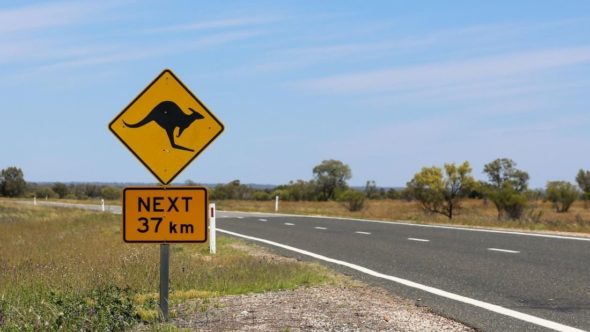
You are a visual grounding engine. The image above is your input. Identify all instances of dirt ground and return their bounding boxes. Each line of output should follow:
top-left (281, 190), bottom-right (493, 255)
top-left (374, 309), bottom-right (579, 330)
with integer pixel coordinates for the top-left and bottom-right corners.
top-left (145, 242), bottom-right (474, 331)
top-left (168, 284), bottom-right (473, 331)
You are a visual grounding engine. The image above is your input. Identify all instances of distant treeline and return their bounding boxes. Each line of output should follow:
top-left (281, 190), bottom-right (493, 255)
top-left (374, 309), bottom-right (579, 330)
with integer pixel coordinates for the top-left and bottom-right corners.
top-left (2, 159), bottom-right (590, 219)
top-left (27, 182), bottom-right (122, 200)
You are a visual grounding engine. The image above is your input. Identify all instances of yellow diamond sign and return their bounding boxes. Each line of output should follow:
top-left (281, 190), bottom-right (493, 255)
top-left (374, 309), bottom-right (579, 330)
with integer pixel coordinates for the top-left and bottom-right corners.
top-left (109, 69), bottom-right (224, 184)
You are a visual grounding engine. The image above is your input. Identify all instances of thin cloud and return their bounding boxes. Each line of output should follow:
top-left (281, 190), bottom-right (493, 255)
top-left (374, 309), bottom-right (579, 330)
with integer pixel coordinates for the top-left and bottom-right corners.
top-left (293, 47), bottom-right (590, 94)
top-left (229, 20), bottom-right (575, 77)
top-left (0, 1), bottom-right (116, 33)
top-left (38, 30), bottom-right (264, 71)
top-left (146, 16), bottom-right (279, 33)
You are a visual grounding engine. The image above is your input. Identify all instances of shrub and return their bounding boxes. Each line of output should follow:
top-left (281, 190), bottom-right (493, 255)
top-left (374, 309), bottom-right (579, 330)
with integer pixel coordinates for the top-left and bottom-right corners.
top-left (483, 158), bottom-right (530, 219)
top-left (386, 188), bottom-right (400, 200)
top-left (101, 186), bottom-right (121, 200)
top-left (52, 182), bottom-right (68, 198)
top-left (252, 191), bottom-right (270, 201)
top-left (274, 180), bottom-right (318, 201)
top-left (34, 186), bottom-right (59, 199)
top-left (488, 186), bottom-right (527, 220)
top-left (546, 181), bottom-right (579, 213)
top-left (338, 189), bottom-right (366, 212)
top-left (48, 284), bottom-right (139, 330)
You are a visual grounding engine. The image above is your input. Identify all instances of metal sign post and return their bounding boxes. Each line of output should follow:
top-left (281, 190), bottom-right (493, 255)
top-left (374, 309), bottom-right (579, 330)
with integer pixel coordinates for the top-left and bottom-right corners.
top-left (160, 243), bottom-right (170, 321)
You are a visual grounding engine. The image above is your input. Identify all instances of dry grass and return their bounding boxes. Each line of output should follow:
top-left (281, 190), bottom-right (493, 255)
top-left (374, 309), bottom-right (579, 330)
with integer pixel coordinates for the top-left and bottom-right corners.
top-left (216, 199), bottom-right (590, 234)
top-left (0, 201), bottom-right (337, 330)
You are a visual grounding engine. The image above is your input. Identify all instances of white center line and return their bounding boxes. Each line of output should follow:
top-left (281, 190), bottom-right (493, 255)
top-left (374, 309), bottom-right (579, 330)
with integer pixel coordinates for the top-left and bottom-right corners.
top-left (258, 218), bottom-right (268, 222)
top-left (315, 226), bottom-right (327, 230)
top-left (408, 238), bottom-right (430, 242)
top-left (355, 231), bottom-right (371, 235)
top-left (237, 217), bottom-right (244, 219)
top-left (488, 248), bottom-right (520, 254)
top-left (284, 223), bottom-right (295, 226)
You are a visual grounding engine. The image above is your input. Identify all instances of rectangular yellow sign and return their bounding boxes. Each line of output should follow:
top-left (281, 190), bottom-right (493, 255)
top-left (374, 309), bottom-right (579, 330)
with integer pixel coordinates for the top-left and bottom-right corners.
top-left (123, 187), bottom-right (208, 243)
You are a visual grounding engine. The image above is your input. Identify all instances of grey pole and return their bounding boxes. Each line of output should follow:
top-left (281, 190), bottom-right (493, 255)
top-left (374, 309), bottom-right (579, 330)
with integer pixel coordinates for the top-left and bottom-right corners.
top-left (160, 243), bottom-right (170, 321)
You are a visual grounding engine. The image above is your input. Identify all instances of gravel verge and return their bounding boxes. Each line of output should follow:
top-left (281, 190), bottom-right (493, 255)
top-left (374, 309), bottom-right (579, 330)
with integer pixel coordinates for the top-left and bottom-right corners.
top-left (170, 284), bottom-right (473, 331)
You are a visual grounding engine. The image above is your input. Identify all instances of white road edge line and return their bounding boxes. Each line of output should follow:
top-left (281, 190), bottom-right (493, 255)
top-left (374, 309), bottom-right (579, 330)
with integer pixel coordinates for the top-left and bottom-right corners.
top-left (355, 231), bottom-right (371, 235)
top-left (217, 228), bottom-right (584, 332)
top-left (237, 217), bottom-right (244, 219)
top-left (408, 238), bottom-right (430, 242)
top-left (488, 248), bottom-right (520, 254)
top-left (218, 209), bottom-right (590, 242)
top-left (284, 223), bottom-right (295, 226)
top-left (314, 226), bottom-right (327, 230)
top-left (258, 218), bottom-right (268, 222)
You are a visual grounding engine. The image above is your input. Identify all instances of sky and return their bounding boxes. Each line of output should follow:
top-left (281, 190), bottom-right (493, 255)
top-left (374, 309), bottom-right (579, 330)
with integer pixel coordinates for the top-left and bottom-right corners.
top-left (1, 1), bottom-right (589, 188)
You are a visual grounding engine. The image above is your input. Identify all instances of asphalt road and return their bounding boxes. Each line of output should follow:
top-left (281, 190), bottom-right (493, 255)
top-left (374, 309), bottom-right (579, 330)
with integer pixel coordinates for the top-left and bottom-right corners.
top-left (214, 211), bottom-right (590, 332)
top-left (27, 201), bottom-right (590, 331)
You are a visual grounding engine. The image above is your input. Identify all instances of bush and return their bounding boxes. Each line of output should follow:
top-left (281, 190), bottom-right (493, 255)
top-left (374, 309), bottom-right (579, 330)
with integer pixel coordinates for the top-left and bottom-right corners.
top-left (34, 186), bottom-right (59, 199)
top-left (488, 186), bottom-right (527, 220)
top-left (483, 158), bottom-right (530, 220)
top-left (386, 188), bottom-right (400, 200)
top-left (274, 180), bottom-right (318, 201)
top-left (0, 284), bottom-right (140, 331)
top-left (546, 181), bottom-right (579, 213)
top-left (252, 191), bottom-right (271, 201)
top-left (101, 186), bottom-right (121, 200)
top-left (49, 284), bottom-right (139, 330)
top-left (52, 182), bottom-right (68, 198)
top-left (338, 189), bottom-right (366, 212)
top-left (212, 180), bottom-right (253, 200)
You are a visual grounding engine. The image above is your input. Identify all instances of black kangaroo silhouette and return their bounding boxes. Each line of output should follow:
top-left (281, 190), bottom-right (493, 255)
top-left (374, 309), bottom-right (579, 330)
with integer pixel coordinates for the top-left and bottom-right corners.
top-left (124, 101), bottom-right (204, 152)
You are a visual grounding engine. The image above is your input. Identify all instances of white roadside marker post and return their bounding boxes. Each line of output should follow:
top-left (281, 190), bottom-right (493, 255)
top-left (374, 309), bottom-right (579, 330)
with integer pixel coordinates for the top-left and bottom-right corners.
top-left (101, 198), bottom-right (105, 212)
top-left (275, 195), bottom-right (279, 212)
top-left (210, 203), bottom-right (216, 254)
top-left (33, 196), bottom-right (37, 206)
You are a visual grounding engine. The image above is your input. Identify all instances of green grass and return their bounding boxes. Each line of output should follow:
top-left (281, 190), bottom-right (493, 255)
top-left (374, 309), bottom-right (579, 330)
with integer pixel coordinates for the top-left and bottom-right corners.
top-left (0, 201), bottom-right (336, 330)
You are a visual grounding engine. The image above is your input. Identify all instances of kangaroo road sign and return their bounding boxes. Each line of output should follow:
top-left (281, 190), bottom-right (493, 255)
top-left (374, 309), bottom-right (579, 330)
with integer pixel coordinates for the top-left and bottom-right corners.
top-left (123, 187), bottom-right (208, 243)
top-left (109, 69), bottom-right (224, 185)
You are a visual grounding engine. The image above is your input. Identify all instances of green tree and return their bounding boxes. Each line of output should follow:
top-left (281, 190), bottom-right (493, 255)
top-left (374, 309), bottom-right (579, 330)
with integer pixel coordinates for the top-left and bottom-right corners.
top-left (386, 188), bottom-right (400, 200)
top-left (252, 191), bottom-right (271, 201)
top-left (576, 169), bottom-right (590, 201)
top-left (407, 161), bottom-right (475, 219)
top-left (0, 167), bottom-right (26, 197)
top-left (364, 180), bottom-right (380, 199)
top-left (483, 158), bottom-right (529, 219)
top-left (101, 186), bottom-right (121, 200)
top-left (483, 158), bottom-right (529, 192)
top-left (545, 181), bottom-right (578, 213)
top-left (34, 186), bottom-right (58, 199)
top-left (338, 189), bottom-right (366, 212)
top-left (312, 160), bottom-right (352, 201)
top-left (52, 182), bottom-right (68, 198)
top-left (212, 180), bottom-right (253, 200)
top-left (274, 180), bottom-right (318, 201)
